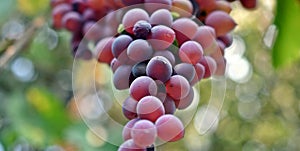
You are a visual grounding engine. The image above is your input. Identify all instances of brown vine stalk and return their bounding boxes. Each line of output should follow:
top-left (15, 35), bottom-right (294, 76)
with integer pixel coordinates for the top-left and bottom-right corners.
top-left (0, 17), bottom-right (45, 73)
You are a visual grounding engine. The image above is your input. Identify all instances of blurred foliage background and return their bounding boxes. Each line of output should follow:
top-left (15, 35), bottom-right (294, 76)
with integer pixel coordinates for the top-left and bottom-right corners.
top-left (0, 0), bottom-right (300, 151)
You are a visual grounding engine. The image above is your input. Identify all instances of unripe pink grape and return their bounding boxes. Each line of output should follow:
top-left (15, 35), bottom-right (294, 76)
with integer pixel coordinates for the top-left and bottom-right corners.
top-left (131, 120), bottom-right (157, 147)
top-left (179, 41), bottom-right (204, 65)
top-left (136, 96), bottom-right (165, 122)
top-left (149, 9), bottom-right (173, 27)
top-left (148, 25), bottom-right (175, 50)
top-left (171, 18), bottom-right (198, 45)
top-left (95, 37), bottom-right (115, 64)
top-left (155, 114), bottom-right (185, 142)
top-left (165, 75), bottom-right (190, 100)
top-left (129, 76), bottom-right (157, 101)
top-left (205, 11), bottom-right (237, 36)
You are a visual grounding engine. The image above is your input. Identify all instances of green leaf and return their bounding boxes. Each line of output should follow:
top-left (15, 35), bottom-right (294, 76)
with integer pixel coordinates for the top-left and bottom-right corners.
top-left (273, 0), bottom-right (300, 68)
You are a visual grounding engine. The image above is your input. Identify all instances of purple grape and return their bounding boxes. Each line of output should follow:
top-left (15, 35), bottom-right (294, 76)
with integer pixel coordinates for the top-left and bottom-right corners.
top-left (131, 120), bottom-right (157, 147)
top-left (174, 63), bottom-right (196, 82)
top-left (165, 75), bottom-right (190, 100)
top-left (136, 96), bottom-right (165, 122)
top-left (123, 97), bottom-right (138, 120)
top-left (146, 56), bottom-right (172, 82)
top-left (127, 39), bottom-right (153, 62)
top-left (130, 76), bottom-right (157, 101)
top-left (123, 118), bottom-right (139, 141)
top-left (112, 35), bottom-right (133, 58)
top-left (133, 20), bottom-right (152, 39)
top-left (155, 114), bottom-right (184, 142)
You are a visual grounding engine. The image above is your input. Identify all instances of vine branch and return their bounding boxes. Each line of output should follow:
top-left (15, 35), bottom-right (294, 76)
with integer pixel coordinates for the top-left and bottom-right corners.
top-left (0, 17), bottom-right (45, 73)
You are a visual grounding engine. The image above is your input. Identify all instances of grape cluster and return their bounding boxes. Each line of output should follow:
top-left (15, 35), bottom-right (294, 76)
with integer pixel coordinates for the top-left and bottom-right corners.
top-left (50, 0), bottom-right (257, 150)
top-left (51, 0), bottom-right (126, 59)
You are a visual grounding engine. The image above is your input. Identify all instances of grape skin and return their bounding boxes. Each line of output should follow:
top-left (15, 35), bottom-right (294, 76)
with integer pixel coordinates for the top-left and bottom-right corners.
top-left (205, 11), bottom-right (237, 36)
top-left (112, 35), bottom-right (133, 58)
top-left (131, 120), bottom-right (157, 147)
top-left (95, 37), bottom-right (115, 64)
top-left (179, 41), bottom-right (204, 65)
top-left (155, 114), bottom-right (184, 142)
top-left (148, 25), bottom-right (175, 50)
top-left (129, 76), bottom-right (157, 101)
top-left (136, 96), bottom-right (165, 122)
top-left (127, 39), bottom-right (153, 62)
top-left (171, 18), bottom-right (198, 45)
top-left (165, 75), bottom-right (190, 100)
top-left (146, 56), bottom-right (173, 82)
top-left (113, 65), bottom-right (133, 90)
top-left (149, 9), bottom-right (173, 27)
top-left (174, 63), bottom-right (196, 82)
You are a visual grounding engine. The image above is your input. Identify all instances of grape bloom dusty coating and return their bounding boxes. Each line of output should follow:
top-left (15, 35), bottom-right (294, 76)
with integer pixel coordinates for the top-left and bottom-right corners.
top-left (50, 0), bottom-right (257, 150)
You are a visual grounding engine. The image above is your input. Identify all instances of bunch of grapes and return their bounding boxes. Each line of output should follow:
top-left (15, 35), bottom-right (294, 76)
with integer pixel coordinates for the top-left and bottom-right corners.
top-left (51, 0), bottom-right (257, 150)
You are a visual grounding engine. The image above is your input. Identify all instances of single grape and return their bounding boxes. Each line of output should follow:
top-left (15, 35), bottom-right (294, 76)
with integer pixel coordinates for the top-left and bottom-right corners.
top-left (205, 11), bottom-right (237, 36)
top-left (153, 50), bottom-right (176, 66)
top-left (112, 35), bottom-right (133, 58)
top-left (146, 56), bottom-right (172, 82)
top-left (130, 76), bottom-right (157, 101)
top-left (133, 20), bottom-right (152, 39)
top-left (171, 18), bottom-right (198, 45)
top-left (171, 0), bottom-right (193, 17)
top-left (192, 26), bottom-right (218, 55)
top-left (179, 41), bottom-right (204, 65)
top-left (127, 39), bottom-right (153, 62)
top-left (136, 96), bottom-right (165, 122)
top-left (118, 139), bottom-right (146, 151)
top-left (131, 60), bottom-right (149, 77)
top-left (199, 56), bottom-right (217, 78)
top-left (155, 114), bottom-right (184, 142)
top-left (95, 37), bottom-right (115, 64)
top-left (174, 87), bottom-right (194, 109)
top-left (148, 25), bottom-right (175, 50)
top-left (123, 97), bottom-right (138, 120)
top-left (62, 11), bottom-right (83, 32)
top-left (131, 120), bottom-right (157, 147)
top-left (123, 118), bottom-right (139, 141)
top-left (174, 63), bottom-right (196, 82)
top-left (122, 8), bottom-right (149, 34)
top-left (113, 65), bottom-right (133, 90)
top-left (149, 9), bottom-right (173, 27)
top-left (165, 75), bottom-right (190, 100)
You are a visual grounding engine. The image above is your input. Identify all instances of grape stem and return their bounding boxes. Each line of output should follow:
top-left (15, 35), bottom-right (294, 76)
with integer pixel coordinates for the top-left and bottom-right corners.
top-left (0, 17), bottom-right (45, 74)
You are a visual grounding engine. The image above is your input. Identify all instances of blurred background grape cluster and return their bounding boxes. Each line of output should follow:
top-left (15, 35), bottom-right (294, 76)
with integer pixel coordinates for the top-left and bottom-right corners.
top-left (1, 0), bottom-right (300, 151)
